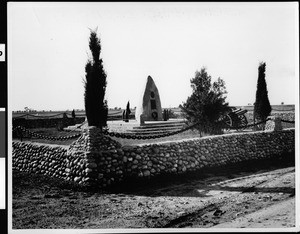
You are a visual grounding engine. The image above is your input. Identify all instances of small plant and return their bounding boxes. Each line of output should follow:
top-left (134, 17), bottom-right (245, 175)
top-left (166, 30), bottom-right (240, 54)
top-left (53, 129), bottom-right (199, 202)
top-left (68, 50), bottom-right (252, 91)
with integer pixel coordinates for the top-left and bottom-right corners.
top-left (163, 109), bottom-right (169, 121)
top-left (71, 109), bottom-right (76, 118)
top-left (124, 101), bottom-right (131, 122)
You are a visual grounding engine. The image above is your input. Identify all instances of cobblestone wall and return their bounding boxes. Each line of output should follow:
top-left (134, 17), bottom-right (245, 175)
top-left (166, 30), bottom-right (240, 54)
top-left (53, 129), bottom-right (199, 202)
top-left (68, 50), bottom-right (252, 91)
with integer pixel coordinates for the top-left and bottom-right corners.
top-left (13, 142), bottom-right (69, 179)
top-left (12, 127), bottom-right (295, 188)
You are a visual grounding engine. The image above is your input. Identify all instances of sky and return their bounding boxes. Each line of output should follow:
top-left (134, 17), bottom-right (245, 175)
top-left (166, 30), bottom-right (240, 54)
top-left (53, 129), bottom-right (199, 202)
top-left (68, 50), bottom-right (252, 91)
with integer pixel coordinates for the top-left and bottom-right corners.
top-left (8, 2), bottom-right (298, 111)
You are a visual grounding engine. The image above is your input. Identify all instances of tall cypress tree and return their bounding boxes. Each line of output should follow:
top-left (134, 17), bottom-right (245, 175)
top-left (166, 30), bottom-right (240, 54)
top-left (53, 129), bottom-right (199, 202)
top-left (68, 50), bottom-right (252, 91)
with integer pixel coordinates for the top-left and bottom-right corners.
top-left (254, 62), bottom-right (272, 123)
top-left (84, 29), bottom-right (108, 129)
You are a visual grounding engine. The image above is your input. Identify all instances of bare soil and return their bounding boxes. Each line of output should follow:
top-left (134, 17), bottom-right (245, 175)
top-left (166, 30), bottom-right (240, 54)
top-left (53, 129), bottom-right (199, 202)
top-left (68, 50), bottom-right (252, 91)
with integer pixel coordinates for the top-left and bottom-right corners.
top-left (12, 155), bottom-right (296, 230)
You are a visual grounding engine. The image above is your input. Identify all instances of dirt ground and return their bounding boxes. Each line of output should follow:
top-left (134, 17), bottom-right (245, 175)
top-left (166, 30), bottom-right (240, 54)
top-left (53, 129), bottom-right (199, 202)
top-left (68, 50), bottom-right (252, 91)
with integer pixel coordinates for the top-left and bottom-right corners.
top-left (12, 156), bottom-right (296, 230)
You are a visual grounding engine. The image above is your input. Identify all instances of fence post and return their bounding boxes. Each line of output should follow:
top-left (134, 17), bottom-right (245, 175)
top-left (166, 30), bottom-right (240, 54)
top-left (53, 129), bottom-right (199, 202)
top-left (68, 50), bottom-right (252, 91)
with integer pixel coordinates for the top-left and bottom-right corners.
top-left (265, 116), bottom-right (282, 131)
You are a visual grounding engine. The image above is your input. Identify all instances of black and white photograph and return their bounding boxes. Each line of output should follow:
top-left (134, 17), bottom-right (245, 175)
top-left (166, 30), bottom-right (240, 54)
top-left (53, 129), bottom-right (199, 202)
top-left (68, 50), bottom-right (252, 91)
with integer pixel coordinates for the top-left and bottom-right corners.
top-left (7, 2), bottom-right (299, 232)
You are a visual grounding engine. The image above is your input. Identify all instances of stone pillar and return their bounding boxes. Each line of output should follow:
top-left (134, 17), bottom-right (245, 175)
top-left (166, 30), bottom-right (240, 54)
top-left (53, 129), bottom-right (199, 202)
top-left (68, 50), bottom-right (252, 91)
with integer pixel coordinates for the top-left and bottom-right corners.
top-left (265, 116), bottom-right (282, 131)
top-left (67, 126), bottom-right (122, 188)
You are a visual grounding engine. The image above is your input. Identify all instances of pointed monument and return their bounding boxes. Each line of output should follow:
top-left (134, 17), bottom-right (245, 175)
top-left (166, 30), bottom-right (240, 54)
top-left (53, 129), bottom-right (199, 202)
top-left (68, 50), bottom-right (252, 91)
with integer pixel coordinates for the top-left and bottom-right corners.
top-left (136, 76), bottom-right (163, 124)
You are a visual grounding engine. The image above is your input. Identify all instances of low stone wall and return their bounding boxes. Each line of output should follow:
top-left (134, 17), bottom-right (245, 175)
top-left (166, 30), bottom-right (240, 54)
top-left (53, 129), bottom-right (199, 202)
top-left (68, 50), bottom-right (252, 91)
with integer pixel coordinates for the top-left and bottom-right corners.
top-left (12, 128), bottom-right (295, 188)
top-left (273, 112), bottom-right (295, 129)
top-left (246, 111), bottom-right (295, 128)
top-left (103, 129), bottom-right (294, 187)
top-left (272, 111), bottom-right (295, 121)
top-left (13, 142), bottom-right (69, 179)
top-left (12, 128), bottom-right (123, 186)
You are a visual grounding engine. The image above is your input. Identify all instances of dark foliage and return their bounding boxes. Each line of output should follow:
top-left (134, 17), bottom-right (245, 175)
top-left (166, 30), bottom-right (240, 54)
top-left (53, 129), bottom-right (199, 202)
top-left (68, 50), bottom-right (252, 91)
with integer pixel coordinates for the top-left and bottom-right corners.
top-left (71, 109), bottom-right (76, 119)
top-left (163, 109), bottom-right (169, 121)
top-left (84, 29), bottom-right (108, 129)
top-left (167, 109), bottom-right (177, 119)
top-left (254, 62), bottom-right (272, 122)
top-left (181, 68), bottom-right (230, 135)
top-left (124, 101), bottom-right (131, 122)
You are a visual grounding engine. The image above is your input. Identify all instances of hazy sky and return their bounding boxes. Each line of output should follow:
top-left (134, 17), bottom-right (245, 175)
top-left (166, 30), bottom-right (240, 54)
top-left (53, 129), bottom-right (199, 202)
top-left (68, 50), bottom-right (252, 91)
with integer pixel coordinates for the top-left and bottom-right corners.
top-left (8, 2), bottom-right (298, 111)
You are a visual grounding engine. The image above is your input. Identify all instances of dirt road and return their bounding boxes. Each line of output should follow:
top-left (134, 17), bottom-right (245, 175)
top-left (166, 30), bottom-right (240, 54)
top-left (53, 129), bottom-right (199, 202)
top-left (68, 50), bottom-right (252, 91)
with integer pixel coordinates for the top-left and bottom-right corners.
top-left (213, 198), bottom-right (295, 228)
top-left (12, 157), bottom-right (296, 229)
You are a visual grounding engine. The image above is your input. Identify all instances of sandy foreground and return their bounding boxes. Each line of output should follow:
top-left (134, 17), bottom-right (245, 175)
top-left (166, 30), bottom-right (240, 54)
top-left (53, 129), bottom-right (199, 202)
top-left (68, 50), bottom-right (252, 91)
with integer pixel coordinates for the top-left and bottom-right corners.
top-left (12, 162), bottom-right (297, 230)
top-left (213, 198), bottom-right (295, 228)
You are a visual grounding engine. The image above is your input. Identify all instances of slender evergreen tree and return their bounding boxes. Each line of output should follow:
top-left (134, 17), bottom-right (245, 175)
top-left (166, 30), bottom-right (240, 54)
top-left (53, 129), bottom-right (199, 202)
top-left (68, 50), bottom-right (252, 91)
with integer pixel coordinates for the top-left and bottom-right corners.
top-left (254, 62), bottom-right (272, 123)
top-left (84, 28), bottom-right (108, 129)
top-left (125, 101), bottom-right (131, 122)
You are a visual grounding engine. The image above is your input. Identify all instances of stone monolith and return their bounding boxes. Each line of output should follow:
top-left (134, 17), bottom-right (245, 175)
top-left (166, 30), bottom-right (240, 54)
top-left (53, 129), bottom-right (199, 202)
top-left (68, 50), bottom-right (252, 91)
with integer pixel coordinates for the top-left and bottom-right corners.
top-left (135, 76), bottom-right (163, 124)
